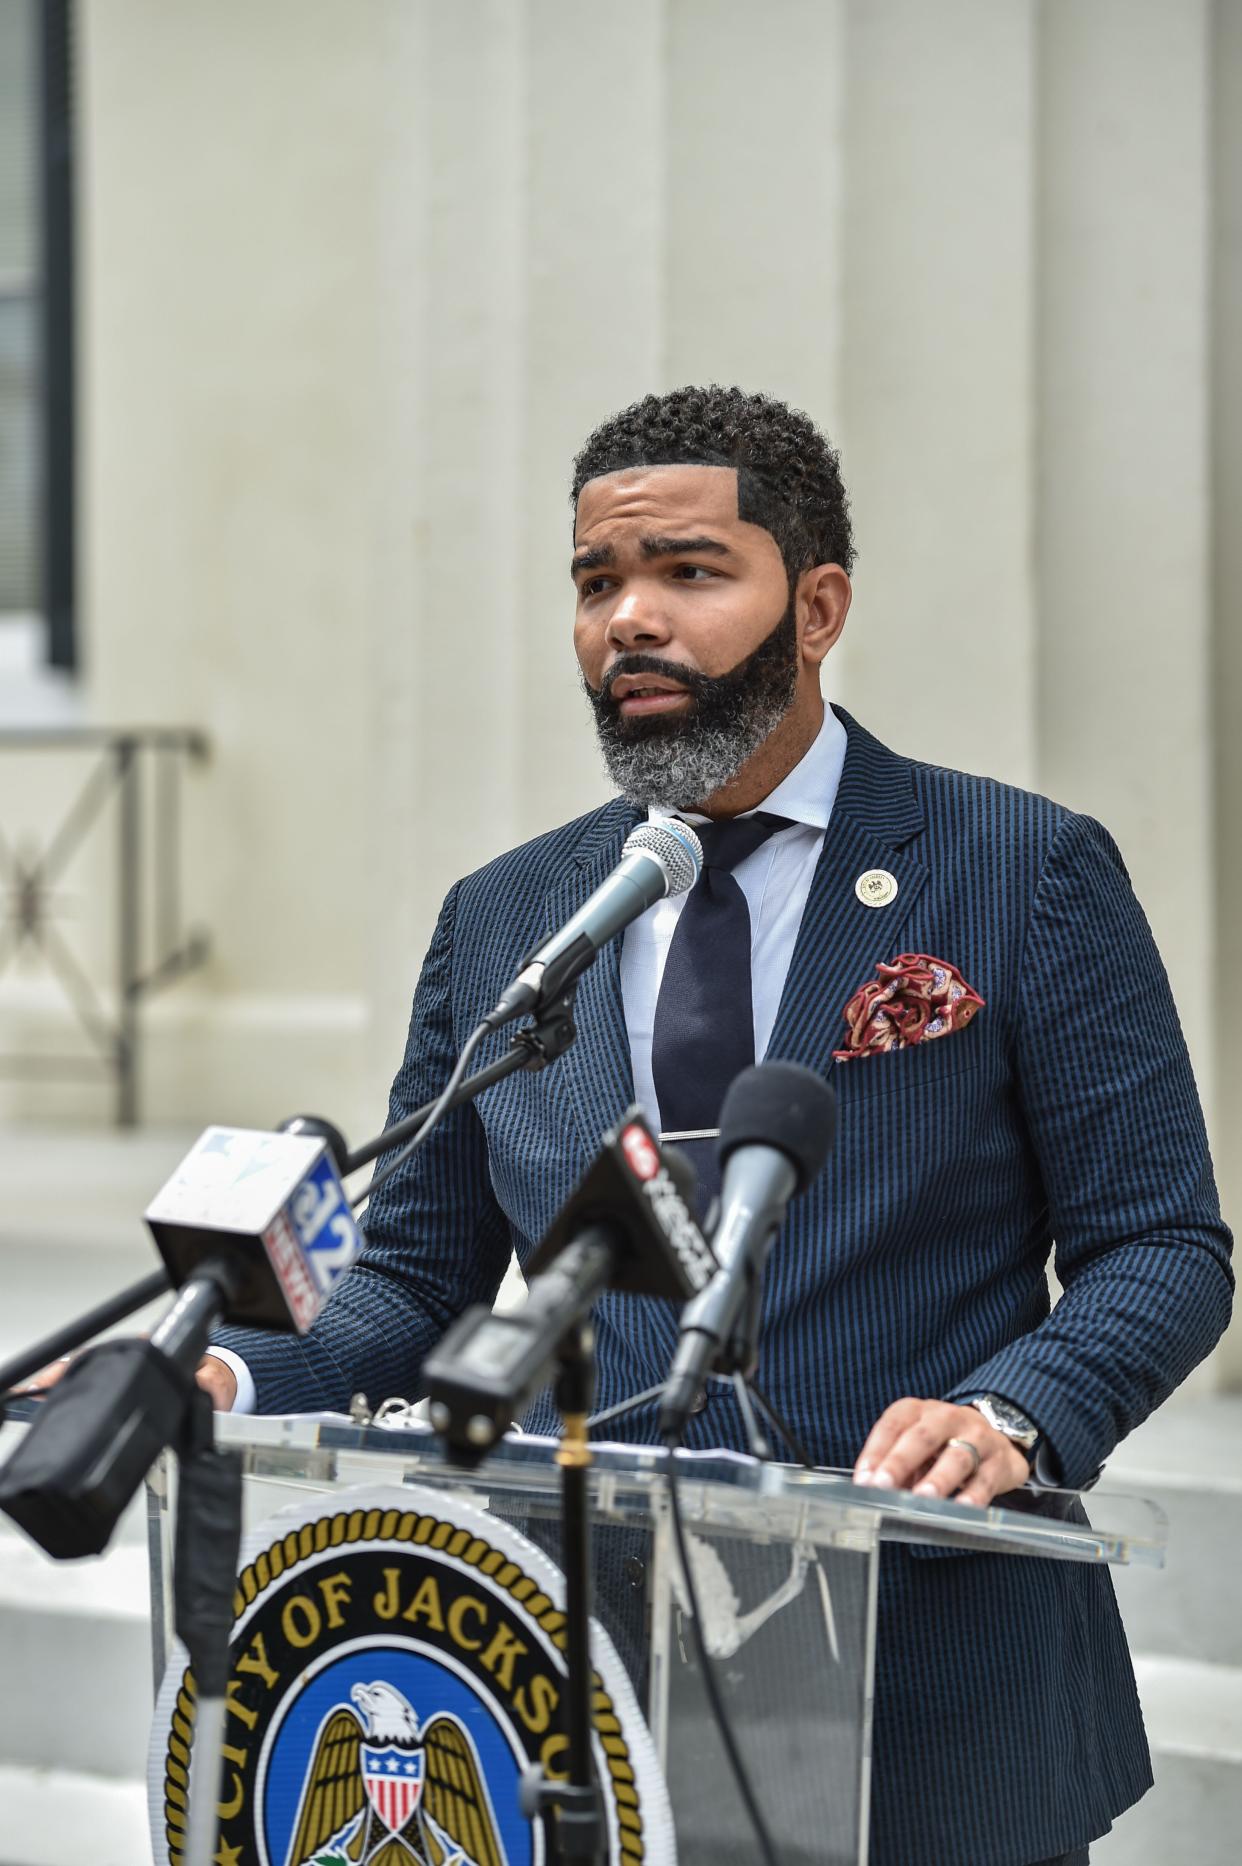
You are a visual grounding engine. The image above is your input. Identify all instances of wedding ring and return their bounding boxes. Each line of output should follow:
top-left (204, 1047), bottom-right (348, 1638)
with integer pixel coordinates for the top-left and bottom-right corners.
top-left (947, 1436), bottom-right (982, 1480)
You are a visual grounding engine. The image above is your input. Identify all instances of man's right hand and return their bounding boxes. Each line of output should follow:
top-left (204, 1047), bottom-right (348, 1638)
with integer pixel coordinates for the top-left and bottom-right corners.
top-left (195, 1353), bottom-right (238, 1410)
top-left (19, 1350), bottom-right (238, 1411)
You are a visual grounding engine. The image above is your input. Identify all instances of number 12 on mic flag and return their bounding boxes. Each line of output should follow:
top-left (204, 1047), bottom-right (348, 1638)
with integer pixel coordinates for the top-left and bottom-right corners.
top-left (145, 1127), bottom-right (363, 1332)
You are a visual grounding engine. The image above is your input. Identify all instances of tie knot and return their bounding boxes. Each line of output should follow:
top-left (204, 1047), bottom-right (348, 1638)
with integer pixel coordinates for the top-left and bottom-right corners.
top-left (693, 811), bottom-right (793, 876)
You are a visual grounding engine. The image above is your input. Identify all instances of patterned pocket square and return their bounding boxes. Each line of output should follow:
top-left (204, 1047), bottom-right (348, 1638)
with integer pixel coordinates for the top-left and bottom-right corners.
top-left (834, 952), bottom-right (985, 1060)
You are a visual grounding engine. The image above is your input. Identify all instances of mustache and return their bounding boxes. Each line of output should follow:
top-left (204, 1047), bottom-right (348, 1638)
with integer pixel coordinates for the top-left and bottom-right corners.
top-left (594, 652), bottom-right (729, 706)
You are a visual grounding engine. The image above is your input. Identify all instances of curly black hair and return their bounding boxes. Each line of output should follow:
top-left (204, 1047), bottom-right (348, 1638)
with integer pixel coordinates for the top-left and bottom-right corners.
top-left (571, 384), bottom-right (855, 582)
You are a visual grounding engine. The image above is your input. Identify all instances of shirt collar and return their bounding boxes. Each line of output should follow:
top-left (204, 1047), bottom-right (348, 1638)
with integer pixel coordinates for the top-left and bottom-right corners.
top-left (649, 701), bottom-right (847, 833)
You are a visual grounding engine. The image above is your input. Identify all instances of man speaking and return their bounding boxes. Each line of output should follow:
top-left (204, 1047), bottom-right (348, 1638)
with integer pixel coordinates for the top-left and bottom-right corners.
top-left (200, 388), bottom-right (1231, 1862)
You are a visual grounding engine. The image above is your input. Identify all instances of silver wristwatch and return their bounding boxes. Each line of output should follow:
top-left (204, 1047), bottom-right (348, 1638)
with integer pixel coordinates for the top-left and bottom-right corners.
top-left (966, 1393), bottom-right (1041, 1459)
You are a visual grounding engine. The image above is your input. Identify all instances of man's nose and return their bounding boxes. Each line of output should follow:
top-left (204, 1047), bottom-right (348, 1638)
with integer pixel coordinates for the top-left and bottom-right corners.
top-left (605, 587), bottom-right (672, 651)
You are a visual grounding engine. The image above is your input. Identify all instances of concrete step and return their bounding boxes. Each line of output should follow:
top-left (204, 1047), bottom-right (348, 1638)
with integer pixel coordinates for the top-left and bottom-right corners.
top-left (0, 1419), bottom-right (155, 1782)
top-left (1104, 1396), bottom-right (1242, 1669)
top-left (1131, 1653), bottom-right (1242, 1766)
top-left (0, 1520), bottom-right (153, 1781)
top-left (1094, 1656), bottom-right (1242, 1865)
top-left (1090, 1403), bottom-right (1242, 1863)
top-left (0, 1763), bottom-right (149, 1866)
top-left (1108, 1477), bottom-right (1242, 1668)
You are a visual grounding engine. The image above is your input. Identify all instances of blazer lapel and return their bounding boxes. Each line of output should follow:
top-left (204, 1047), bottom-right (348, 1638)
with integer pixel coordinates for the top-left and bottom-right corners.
top-left (766, 707), bottom-right (929, 1076)
top-left (544, 799), bottom-right (643, 1158)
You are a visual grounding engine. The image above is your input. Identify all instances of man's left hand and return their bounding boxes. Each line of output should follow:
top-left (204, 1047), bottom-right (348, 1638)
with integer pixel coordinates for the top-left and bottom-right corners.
top-left (852, 1397), bottom-right (1030, 1507)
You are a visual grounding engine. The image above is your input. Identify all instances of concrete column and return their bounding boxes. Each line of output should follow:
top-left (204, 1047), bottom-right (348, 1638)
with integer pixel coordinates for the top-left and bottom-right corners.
top-left (1035, 0), bottom-right (1213, 1097)
top-left (361, 1), bottom-right (530, 1106)
top-left (663, 0), bottom-right (846, 416)
top-left (79, 0), bottom-right (405, 1130)
top-left (837, 0), bottom-right (1038, 787)
top-left (514, 0), bottom-right (668, 835)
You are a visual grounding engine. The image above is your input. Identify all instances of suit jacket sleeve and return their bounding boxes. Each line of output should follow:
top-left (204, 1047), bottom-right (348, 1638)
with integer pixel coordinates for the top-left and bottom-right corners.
top-left (947, 811), bottom-right (1233, 1490)
top-left (209, 881), bottom-right (514, 1414)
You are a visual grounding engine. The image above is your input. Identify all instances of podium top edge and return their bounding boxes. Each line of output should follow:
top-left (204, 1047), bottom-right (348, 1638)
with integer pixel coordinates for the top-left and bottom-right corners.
top-left (199, 1410), bottom-right (1168, 1569)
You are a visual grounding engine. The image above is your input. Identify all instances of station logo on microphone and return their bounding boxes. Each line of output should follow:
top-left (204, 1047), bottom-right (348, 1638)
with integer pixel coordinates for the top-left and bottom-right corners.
top-left (149, 1484), bottom-right (674, 1865)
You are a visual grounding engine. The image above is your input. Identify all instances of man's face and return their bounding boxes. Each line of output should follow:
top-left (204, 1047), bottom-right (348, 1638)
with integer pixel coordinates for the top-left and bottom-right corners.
top-left (572, 465), bottom-right (802, 808)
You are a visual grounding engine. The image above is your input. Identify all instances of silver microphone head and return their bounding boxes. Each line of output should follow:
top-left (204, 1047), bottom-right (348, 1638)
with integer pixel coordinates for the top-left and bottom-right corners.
top-left (623, 818), bottom-right (703, 896)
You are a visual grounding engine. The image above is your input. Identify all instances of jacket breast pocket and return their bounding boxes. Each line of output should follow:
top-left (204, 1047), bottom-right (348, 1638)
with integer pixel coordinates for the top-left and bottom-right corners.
top-left (830, 1017), bottom-right (987, 1102)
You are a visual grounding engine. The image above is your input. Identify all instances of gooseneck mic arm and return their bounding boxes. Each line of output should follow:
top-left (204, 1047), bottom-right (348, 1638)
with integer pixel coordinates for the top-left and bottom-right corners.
top-left (485, 819), bottom-right (701, 1029)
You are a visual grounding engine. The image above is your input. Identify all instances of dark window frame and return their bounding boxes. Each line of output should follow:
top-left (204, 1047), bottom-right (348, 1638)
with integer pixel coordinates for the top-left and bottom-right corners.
top-left (38, 0), bottom-right (74, 671)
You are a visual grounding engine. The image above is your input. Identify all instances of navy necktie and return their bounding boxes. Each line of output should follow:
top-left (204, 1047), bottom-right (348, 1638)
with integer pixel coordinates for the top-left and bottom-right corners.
top-left (650, 811), bottom-right (792, 1211)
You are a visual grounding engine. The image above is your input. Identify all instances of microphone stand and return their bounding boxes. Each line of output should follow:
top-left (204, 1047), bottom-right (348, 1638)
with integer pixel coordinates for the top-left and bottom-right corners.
top-left (585, 1210), bottom-right (812, 1469)
top-left (0, 1268), bottom-right (171, 1407)
top-left (519, 1321), bottom-right (607, 1866)
top-left (585, 1372), bottom-right (813, 1469)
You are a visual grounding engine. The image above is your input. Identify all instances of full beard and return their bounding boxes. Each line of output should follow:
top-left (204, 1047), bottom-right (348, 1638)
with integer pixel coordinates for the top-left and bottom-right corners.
top-left (583, 600), bottom-right (799, 811)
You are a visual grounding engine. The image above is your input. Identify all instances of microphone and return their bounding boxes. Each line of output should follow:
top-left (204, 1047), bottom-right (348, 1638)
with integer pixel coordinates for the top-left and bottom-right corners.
top-left (143, 1120), bottom-right (363, 1332)
top-left (658, 1062), bottom-right (837, 1446)
top-left (424, 1110), bottom-right (716, 1461)
top-left (0, 1121), bottom-right (363, 1558)
top-left (486, 818), bottom-right (702, 1027)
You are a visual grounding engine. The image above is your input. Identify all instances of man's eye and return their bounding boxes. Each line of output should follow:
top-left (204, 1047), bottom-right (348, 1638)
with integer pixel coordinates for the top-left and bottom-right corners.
top-left (580, 576), bottom-right (611, 599)
top-left (671, 564), bottom-right (716, 581)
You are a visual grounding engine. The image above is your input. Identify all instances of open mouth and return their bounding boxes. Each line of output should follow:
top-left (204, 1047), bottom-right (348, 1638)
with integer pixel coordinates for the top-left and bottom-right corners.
top-left (616, 686), bottom-right (691, 717)
top-left (608, 673), bottom-right (695, 718)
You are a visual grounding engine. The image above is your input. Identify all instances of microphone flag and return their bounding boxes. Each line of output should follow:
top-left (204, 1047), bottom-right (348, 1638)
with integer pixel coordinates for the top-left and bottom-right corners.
top-left (144, 1126), bottom-right (362, 1332)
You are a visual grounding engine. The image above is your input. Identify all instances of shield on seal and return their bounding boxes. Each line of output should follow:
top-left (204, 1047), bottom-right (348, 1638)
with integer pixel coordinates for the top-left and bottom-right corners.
top-left (360, 1742), bottom-right (425, 1834)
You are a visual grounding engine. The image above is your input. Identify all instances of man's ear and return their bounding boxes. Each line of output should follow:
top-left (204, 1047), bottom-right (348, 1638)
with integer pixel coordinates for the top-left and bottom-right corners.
top-left (798, 563), bottom-right (852, 668)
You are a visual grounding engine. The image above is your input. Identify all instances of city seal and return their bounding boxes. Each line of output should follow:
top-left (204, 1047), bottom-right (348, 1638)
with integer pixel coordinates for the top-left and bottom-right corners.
top-left (149, 1484), bottom-right (674, 1866)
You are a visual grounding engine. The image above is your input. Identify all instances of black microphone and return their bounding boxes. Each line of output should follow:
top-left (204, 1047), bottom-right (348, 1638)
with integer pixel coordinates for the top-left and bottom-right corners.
top-left (658, 1062), bottom-right (837, 1445)
top-left (424, 1110), bottom-right (716, 1462)
top-left (486, 819), bottom-right (702, 1027)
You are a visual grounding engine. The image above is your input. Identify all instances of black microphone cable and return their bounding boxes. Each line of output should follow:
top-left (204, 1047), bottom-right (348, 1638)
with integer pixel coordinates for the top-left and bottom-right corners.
top-left (350, 1017), bottom-right (494, 1211)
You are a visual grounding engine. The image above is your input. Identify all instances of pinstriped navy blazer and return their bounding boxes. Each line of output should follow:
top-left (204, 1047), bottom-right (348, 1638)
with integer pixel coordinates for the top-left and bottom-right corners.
top-left (214, 705), bottom-right (1233, 1865)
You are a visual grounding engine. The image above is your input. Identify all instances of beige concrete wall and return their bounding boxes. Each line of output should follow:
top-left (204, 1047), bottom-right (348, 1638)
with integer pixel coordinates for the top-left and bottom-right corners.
top-left (2, 1), bottom-right (1233, 1372)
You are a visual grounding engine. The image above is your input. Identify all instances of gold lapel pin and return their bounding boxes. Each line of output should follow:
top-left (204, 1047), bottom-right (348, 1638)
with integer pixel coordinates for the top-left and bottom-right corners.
top-left (855, 869), bottom-right (898, 908)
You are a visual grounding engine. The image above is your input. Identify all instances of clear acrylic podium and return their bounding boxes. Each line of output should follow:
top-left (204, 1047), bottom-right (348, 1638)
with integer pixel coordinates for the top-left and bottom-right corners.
top-left (144, 1414), bottom-right (1166, 1866)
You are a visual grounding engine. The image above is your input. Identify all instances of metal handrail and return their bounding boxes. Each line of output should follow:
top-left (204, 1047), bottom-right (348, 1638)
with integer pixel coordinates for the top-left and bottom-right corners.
top-left (0, 725), bottom-right (210, 1123)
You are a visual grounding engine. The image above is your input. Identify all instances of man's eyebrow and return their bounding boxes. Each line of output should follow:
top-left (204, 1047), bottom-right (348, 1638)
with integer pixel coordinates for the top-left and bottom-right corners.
top-left (570, 543), bottom-right (615, 578)
top-left (569, 533), bottom-right (734, 580)
top-left (639, 534), bottom-right (732, 560)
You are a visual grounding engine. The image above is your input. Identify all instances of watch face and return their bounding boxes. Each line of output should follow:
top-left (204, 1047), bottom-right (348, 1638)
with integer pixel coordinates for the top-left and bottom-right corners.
top-left (976, 1395), bottom-right (1039, 1446)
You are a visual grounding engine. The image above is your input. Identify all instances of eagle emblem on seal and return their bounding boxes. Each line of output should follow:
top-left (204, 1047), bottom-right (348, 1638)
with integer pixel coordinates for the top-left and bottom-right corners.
top-left (286, 1680), bottom-right (509, 1866)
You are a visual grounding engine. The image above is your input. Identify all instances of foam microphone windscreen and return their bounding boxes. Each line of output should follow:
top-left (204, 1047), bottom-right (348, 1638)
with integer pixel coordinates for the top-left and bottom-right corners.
top-left (718, 1061), bottom-right (838, 1194)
